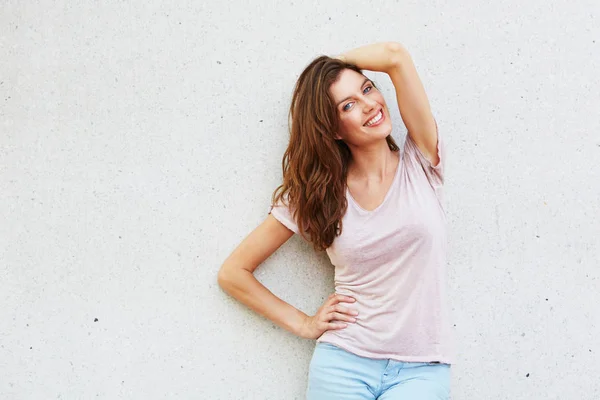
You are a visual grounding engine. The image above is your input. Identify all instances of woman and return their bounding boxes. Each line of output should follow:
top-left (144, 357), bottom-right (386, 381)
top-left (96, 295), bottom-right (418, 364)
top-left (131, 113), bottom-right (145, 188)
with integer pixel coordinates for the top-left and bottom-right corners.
top-left (218, 42), bottom-right (452, 399)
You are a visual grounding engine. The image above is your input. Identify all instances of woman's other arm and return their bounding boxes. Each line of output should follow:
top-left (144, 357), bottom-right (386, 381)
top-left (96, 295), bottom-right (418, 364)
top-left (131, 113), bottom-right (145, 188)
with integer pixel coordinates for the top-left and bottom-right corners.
top-left (218, 215), bottom-right (356, 339)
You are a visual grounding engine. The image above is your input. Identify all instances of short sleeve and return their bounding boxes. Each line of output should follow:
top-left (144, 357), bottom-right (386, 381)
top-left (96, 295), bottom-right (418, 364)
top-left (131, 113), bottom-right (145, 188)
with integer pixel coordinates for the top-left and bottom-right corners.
top-left (402, 121), bottom-right (445, 189)
top-left (269, 196), bottom-right (300, 234)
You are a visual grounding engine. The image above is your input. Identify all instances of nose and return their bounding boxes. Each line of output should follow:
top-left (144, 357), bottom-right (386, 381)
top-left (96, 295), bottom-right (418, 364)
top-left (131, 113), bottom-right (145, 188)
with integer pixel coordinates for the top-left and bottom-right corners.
top-left (362, 96), bottom-right (377, 113)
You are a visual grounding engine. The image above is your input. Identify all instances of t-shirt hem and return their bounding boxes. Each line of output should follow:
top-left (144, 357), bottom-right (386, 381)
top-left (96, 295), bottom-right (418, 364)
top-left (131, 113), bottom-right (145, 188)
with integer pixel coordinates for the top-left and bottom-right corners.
top-left (316, 339), bottom-right (452, 365)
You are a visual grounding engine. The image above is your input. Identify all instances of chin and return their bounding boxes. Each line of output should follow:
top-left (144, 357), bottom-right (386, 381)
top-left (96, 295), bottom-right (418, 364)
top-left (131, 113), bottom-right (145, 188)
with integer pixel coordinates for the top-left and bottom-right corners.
top-left (382, 124), bottom-right (393, 136)
top-left (369, 124), bottom-right (393, 138)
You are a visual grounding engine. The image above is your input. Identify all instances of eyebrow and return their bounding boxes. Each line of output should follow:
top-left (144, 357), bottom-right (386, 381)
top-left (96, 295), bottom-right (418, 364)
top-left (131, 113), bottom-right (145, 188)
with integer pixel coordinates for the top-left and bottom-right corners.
top-left (336, 78), bottom-right (372, 106)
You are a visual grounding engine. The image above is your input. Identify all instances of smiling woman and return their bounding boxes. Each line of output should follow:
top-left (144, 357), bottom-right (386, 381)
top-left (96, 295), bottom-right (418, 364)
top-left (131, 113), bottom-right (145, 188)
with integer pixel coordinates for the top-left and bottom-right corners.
top-left (218, 42), bottom-right (451, 400)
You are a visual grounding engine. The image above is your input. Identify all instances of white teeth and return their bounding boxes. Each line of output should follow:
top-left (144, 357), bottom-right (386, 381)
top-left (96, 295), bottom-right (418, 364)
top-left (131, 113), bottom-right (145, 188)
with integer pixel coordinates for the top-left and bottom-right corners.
top-left (365, 110), bottom-right (383, 126)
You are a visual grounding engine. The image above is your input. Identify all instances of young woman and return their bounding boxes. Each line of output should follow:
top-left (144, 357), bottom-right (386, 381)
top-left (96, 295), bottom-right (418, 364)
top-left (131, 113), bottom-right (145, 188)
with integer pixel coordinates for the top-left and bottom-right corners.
top-left (218, 42), bottom-right (452, 399)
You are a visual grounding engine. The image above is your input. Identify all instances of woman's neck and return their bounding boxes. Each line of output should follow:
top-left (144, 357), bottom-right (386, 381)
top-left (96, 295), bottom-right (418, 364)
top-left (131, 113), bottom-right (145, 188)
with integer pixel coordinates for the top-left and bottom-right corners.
top-left (346, 140), bottom-right (398, 182)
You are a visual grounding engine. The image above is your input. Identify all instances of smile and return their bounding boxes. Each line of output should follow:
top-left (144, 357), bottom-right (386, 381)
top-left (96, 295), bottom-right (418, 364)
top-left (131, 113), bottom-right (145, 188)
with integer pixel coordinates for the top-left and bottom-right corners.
top-left (364, 109), bottom-right (384, 127)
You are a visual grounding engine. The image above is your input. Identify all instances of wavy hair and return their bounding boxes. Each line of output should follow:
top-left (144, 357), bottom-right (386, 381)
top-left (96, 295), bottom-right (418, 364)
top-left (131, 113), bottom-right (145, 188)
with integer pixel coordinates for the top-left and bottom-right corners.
top-left (272, 56), bottom-right (399, 251)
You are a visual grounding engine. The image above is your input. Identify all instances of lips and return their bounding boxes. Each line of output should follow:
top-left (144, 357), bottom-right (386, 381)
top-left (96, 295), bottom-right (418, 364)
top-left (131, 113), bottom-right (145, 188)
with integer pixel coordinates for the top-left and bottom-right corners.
top-left (364, 109), bottom-right (384, 127)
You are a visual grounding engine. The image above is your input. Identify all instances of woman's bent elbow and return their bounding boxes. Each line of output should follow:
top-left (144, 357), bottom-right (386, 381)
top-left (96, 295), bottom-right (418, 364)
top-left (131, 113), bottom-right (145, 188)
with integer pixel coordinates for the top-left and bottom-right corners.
top-left (217, 265), bottom-right (233, 291)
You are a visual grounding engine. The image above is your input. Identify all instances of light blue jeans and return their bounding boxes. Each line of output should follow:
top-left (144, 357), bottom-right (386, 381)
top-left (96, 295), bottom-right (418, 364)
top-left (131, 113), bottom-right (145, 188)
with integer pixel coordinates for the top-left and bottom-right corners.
top-left (307, 342), bottom-right (451, 400)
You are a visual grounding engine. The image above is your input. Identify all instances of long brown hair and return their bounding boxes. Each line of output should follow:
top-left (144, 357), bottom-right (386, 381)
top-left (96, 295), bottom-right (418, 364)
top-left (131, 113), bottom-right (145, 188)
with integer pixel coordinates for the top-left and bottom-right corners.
top-left (272, 56), bottom-right (399, 251)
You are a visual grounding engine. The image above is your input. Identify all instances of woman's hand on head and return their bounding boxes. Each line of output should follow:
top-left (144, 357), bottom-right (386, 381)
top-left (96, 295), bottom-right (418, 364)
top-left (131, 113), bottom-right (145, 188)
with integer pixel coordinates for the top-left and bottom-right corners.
top-left (332, 42), bottom-right (404, 74)
top-left (298, 293), bottom-right (358, 340)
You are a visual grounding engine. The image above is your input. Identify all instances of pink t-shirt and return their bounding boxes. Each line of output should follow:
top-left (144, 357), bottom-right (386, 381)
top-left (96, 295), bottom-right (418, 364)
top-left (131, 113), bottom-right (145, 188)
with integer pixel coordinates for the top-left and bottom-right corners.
top-left (269, 129), bottom-right (452, 364)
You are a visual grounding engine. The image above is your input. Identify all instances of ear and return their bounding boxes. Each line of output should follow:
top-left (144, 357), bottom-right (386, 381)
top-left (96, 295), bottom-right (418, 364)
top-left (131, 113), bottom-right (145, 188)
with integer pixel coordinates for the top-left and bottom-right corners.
top-left (333, 132), bottom-right (343, 140)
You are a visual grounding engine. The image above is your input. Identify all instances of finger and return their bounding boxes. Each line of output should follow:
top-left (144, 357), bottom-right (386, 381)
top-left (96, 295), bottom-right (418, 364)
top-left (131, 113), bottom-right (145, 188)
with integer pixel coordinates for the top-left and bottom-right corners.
top-left (324, 294), bottom-right (337, 306)
top-left (330, 312), bottom-right (357, 323)
top-left (327, 322), bottom-right (348, 330)
top-left (330, 304), bottom-right (359, 316)
top-left (331, 294), bottom-right (356, 305)
top-left (325, 294), bottom-right (338, 305)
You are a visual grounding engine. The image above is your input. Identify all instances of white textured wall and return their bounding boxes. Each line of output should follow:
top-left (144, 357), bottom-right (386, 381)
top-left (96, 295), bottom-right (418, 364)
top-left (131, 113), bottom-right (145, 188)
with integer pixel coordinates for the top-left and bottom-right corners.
top-left (2, 1), bottom-right (599, 399)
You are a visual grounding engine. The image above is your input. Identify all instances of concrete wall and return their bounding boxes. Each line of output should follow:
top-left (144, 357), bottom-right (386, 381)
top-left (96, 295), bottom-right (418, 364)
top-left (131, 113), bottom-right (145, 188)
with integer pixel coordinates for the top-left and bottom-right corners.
top-left (2, 0), bottom-right (599, 398)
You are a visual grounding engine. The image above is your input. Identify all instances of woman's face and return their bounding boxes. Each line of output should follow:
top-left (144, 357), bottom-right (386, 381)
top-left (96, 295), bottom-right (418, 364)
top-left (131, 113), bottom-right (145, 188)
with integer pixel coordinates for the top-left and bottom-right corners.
top-left (329, 69), bottom-right (393, 146)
